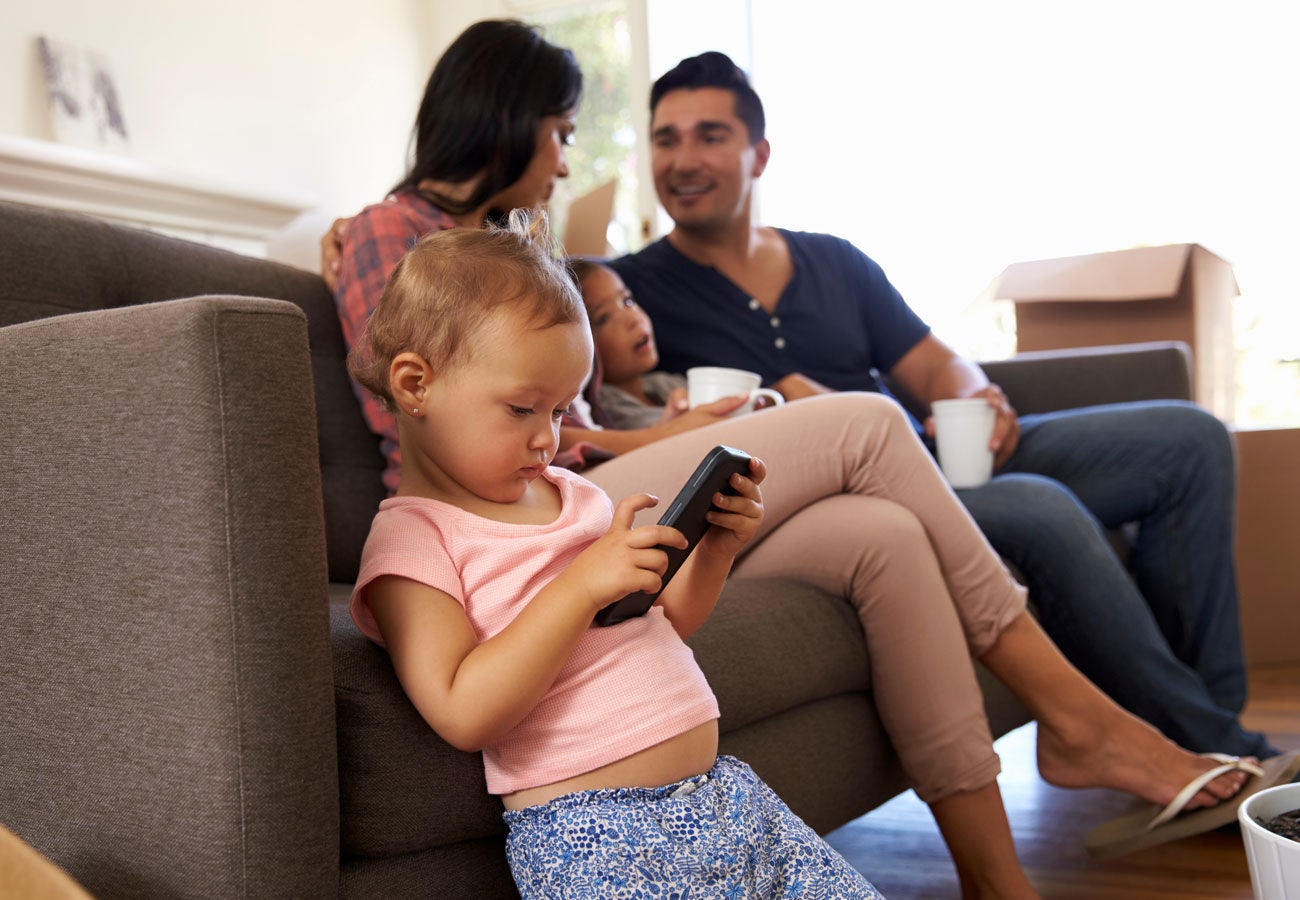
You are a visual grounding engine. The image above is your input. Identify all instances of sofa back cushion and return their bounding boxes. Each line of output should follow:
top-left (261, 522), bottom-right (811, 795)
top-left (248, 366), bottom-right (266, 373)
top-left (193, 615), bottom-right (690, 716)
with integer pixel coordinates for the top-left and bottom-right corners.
top-left (0, 200), bottom-right (385, 582)
top-left (0, 297), bottom-right (339, 897)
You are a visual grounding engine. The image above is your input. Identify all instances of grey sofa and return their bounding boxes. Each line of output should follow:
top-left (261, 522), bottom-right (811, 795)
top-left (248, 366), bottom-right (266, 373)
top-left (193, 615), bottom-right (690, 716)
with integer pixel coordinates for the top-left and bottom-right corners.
top-left (0, 199), bottom-right (1193, 898)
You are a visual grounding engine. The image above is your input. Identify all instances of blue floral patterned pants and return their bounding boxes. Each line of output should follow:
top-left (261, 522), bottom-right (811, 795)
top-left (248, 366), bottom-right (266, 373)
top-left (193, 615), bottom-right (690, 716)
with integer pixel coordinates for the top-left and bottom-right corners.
top-left (503, 755), bottom-right (883, 899)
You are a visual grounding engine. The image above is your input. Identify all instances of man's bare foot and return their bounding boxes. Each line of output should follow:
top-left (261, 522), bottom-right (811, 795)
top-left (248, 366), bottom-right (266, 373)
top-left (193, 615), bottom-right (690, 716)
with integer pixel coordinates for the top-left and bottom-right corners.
top-left (1035, 704), bottom-right (1253, 811)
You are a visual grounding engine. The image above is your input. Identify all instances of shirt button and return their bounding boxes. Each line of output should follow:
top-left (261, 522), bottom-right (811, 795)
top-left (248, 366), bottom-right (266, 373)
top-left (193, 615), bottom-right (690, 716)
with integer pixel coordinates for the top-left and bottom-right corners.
top-left (748, 298), bottom-right (761, 311)
top-left (774, 337), bottom-right (787, 349)
top-left (770, 316), bottom-right (781, 327)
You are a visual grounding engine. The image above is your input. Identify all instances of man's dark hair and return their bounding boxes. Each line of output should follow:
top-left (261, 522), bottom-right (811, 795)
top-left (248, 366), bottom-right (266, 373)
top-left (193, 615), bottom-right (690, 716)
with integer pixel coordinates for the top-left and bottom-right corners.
top-left (649, 51), bottom-right (765, 144)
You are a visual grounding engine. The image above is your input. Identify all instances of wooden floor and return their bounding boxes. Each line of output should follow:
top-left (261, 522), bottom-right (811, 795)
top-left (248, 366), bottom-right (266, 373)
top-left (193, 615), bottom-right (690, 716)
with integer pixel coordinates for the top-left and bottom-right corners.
top-left (825, 664), bottom-right (1300, 899)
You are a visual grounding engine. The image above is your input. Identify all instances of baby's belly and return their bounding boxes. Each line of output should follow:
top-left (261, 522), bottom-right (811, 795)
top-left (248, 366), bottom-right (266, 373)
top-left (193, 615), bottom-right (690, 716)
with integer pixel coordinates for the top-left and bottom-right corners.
top-left (502, 719), bottom-right (719, 811)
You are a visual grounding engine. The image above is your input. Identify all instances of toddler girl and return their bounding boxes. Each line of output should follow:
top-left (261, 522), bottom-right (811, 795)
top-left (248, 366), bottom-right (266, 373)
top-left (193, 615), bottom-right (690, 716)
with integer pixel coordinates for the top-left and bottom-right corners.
top-left (346, 212), bottom-right (882, 899)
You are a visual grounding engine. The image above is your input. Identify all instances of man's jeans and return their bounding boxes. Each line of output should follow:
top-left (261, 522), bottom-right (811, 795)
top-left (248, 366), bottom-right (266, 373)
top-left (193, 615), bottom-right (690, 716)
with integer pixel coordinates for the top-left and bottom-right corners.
top-left (957, 400), bottom-right (1275, 758)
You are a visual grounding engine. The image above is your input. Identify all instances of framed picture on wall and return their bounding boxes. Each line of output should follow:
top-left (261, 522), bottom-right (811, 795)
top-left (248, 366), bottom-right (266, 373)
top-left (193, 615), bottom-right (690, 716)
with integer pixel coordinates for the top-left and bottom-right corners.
top-left (37, 35), bottom-right (130, 155)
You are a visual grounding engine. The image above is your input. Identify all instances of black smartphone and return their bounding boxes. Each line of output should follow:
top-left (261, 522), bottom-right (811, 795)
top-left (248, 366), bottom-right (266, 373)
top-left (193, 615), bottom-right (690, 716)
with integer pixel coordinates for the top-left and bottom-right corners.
top-left (593, 445), bottom-right (753, 627)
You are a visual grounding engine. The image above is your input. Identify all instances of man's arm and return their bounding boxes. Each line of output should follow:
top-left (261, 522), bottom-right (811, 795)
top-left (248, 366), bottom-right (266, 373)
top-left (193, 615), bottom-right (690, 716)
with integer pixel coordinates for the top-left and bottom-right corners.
top-left (890, 333), bottom-right (1021, 468)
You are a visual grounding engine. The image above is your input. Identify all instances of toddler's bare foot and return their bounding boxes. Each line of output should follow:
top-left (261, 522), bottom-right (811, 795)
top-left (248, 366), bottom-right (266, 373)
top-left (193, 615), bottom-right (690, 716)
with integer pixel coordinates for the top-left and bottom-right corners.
top-left (1035, 706), bottom-right (1253, 811)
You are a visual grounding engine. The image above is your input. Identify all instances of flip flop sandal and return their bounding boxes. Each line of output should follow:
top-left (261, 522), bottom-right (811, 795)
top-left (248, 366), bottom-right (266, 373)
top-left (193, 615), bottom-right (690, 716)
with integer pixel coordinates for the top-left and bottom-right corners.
top-left (1085, 750), bottom-right (1300, 859)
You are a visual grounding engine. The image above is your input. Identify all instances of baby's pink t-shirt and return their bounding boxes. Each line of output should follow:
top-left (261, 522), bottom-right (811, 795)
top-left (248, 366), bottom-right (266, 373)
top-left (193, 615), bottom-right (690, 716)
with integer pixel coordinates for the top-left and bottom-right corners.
top-left (350, 467), bottom-right (720, 795)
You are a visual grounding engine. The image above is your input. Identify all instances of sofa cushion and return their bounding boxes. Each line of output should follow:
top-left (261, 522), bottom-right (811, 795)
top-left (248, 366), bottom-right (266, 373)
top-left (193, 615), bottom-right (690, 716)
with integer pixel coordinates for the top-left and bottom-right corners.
top-left (687, 577), bottom-right (870, 731)
top-left (331, 576), bottom-right (870, 860)
top-left (332, 594), bottom-right (506, 860)
top-left (0, 200), bottom-right (387, 583)
top-left (0, 297), bottom-right (338, 898)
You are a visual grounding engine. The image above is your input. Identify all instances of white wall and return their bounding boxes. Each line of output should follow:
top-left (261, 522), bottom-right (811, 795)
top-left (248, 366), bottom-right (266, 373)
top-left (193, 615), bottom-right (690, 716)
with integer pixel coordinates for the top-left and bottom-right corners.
top-left (0, 0), bottom-right (437, 219)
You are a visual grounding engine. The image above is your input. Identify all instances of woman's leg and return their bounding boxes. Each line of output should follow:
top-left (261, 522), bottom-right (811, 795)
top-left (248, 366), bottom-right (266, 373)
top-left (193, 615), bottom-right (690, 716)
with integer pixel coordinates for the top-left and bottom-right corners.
top-left (586, 392), bottom-right (1027, 653)
top-left (736, 493), bottom-right (1034, 897)
top-left (585, 393), bottom-right (1247, 878)
top-left (929, 782), bottom-right (1036, 899)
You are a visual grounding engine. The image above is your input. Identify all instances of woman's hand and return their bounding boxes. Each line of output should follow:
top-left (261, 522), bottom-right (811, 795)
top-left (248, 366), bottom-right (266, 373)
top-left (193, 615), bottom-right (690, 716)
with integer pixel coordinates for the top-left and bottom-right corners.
top-left (697, 456), bottom-right (767, 560)
top-left (320, 216), bottom-right (351, 293)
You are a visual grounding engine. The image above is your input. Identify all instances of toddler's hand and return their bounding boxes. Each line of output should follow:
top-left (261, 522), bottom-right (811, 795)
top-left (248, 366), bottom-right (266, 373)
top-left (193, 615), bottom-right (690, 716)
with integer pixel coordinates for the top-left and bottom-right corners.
top-left (698, 456), bottom-right (767, 559)
top-left (656, 395), bottom-right (747, 437)
top-left (654, 388), bottom-right (690, 425)
top-left (568, 493), bottom-right (689, 610)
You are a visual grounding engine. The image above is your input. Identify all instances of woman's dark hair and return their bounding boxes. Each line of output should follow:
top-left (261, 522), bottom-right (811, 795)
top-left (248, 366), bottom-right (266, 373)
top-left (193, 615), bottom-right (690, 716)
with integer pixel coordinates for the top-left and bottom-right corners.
top-left (393, 19), bottom-right (583, 216)
top-left (649, 51), bottom-right (765, 144)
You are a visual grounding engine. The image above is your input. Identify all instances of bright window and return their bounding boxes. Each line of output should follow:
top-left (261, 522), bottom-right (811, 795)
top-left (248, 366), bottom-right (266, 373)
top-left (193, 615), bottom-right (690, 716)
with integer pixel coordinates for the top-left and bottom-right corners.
top-left (641, 0), bottom-right (1300, 424)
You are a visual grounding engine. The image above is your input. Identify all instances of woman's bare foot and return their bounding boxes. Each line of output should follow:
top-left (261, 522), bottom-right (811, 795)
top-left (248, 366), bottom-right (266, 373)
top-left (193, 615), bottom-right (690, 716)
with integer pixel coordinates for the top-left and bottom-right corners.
top-left (1036, 703), bottom-right (1253, 811)
top-left (978, 613), bottom-right (1253, 812)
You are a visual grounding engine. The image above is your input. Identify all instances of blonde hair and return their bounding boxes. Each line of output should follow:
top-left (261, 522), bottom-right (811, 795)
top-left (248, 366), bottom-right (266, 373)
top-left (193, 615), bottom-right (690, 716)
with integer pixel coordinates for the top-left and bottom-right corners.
top-left (348, 209), bottom-right (586, 407)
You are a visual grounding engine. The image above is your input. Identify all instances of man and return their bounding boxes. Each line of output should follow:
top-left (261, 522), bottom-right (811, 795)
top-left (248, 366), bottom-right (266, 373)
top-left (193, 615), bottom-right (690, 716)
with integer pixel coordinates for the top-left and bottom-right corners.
top-left (607, 50), bottom-right (1274, 759)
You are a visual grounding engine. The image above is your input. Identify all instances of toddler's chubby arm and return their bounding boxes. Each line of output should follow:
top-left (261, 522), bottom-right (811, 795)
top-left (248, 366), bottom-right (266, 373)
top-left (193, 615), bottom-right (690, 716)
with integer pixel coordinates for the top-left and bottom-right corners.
top-left (366, 494), bottom-right (688, 752)
top-left (657, 457), bottom-right (767, 640)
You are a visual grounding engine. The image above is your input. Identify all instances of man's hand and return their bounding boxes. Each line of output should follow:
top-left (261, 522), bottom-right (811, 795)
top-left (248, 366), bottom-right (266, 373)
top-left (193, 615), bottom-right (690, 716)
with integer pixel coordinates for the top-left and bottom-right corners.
top-left (975, 384), bottom-right (1020, 469)
top-left (771, 372), bottom-right (832, 401)
top-left (320, 216), bottom-right (351, 293)
top-left (925, 384), bottom-right (1020, 470)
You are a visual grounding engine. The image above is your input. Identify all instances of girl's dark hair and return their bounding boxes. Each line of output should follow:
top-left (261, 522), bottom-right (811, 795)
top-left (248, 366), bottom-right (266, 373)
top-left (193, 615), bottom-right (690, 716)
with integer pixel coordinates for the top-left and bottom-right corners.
top-left (650, 51), bottom-right (765, 144)
top-left (565, 255), bottom-right (613, 290)
top-left (393, 19), bottom-right (583, 216)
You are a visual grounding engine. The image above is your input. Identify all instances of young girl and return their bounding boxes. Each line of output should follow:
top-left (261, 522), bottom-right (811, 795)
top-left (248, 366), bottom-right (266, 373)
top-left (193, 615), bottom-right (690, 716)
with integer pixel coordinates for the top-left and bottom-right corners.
top-left (572, 256), bottom-right (821, 429)
top-left (346, 212), bottom-right (883, 898)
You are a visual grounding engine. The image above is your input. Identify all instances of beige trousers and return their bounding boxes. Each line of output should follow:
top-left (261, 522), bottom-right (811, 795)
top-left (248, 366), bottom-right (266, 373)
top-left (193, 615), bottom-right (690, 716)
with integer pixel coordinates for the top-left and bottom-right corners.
top-left (584, 392), bottom-right (1027, 803)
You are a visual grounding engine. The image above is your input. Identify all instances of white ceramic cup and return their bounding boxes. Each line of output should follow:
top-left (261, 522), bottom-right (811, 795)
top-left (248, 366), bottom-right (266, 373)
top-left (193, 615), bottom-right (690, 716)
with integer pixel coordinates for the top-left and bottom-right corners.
top-left (931, 398), bottom-right (997, 489)
top-left (1240, 782), bottom-right (1300, 900)
top-left (686, 367), bottom-right (785, 417)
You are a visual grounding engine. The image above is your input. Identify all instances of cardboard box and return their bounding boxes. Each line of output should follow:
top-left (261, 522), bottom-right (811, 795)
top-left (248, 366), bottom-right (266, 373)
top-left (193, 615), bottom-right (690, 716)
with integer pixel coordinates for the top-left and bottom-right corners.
top-left (560, 178), bottom-right (617, 258)
top-left (994, 243), bottom-right (1238, 419)
top-left (1234, 426), bottom-right (1300, 667)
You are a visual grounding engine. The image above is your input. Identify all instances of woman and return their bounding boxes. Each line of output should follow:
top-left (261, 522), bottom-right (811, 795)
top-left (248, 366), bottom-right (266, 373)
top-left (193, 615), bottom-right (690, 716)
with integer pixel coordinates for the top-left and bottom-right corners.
top-left (331, 18), bottom-right (1271, 898)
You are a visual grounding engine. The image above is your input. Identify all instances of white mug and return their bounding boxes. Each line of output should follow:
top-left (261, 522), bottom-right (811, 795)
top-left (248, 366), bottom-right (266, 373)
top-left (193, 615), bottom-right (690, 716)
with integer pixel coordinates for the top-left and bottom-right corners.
top-left (686, 367), bottom-right (785, 417)
top-left (930, 398), bottom-right (996, 488)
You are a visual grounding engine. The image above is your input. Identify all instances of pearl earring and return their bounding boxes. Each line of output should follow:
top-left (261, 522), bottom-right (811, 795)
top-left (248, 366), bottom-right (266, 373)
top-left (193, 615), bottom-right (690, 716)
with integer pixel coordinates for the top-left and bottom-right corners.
top-left (411, 407), bottom-right (419, 415)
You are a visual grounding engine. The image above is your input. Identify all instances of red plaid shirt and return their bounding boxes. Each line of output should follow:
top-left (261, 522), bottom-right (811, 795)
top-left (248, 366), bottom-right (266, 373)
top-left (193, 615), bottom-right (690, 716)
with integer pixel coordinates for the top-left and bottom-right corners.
top-left (335, 189), bottom-right (610, 494)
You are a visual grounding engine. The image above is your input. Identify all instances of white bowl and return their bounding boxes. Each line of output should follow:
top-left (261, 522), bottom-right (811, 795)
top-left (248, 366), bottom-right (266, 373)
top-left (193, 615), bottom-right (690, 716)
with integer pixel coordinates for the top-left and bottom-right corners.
top-left (1240, 782), bottom-right (1300, 899)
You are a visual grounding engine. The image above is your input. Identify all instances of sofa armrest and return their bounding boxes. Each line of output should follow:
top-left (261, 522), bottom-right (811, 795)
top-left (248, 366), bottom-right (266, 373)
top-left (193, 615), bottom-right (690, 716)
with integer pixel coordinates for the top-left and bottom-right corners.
top-left (0, 297), bottom-right (339, 898)
top-left (979, 340), bottom-right (1194, 415)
